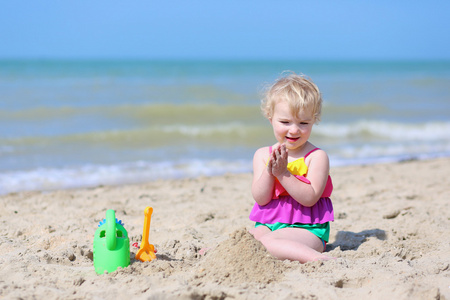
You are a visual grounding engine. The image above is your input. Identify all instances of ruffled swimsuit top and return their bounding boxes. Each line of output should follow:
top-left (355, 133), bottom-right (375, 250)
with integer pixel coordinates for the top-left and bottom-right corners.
top-left (249, 147), bottom-right (334, 225)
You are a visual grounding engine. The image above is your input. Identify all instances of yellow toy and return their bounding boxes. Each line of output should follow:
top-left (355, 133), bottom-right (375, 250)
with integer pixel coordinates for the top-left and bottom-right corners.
top-left (135, 207), bottom-right (156, 262)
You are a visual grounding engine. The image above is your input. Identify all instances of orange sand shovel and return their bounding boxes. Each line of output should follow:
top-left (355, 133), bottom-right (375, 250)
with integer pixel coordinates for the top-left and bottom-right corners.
top-left (135, 207), bottom-right (157, 262)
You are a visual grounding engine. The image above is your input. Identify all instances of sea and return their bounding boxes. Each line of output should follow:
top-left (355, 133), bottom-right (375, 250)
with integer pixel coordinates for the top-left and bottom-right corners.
top-left (1, 60), bottom-right (449, 195)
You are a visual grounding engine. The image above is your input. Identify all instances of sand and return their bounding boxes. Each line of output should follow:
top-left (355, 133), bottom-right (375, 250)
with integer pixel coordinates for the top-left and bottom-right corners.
top-left (0, 157), bottom-right (449, 299)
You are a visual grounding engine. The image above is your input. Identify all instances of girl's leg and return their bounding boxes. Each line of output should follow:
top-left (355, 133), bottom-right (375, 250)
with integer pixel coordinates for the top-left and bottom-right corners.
top-left (249, 225), bottom-right (271, 240)
top-left (255, 227), bottom-right (332, 263)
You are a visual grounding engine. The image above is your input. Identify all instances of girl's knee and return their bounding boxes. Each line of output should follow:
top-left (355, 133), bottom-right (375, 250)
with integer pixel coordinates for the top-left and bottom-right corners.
top-left (258, 233), bottom-right (275, 246)
top-left (248, 227), bottom-right (258, 237)
top-left (249, 226), bottom-right (270, 241)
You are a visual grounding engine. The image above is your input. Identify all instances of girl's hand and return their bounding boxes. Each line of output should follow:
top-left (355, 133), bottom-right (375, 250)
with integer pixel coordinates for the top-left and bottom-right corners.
top-left (251, 146), bottom-right (278, 206)
top-left (271, 144), bottom-right (289, 177)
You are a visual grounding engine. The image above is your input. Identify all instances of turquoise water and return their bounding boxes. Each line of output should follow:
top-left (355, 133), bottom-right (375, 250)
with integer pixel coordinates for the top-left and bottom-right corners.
top-left (1, 60), bottom-right (449, 194)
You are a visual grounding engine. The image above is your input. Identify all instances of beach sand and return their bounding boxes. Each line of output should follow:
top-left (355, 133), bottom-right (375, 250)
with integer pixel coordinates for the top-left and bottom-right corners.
top-left (1, 158), bottom-right (449, 299)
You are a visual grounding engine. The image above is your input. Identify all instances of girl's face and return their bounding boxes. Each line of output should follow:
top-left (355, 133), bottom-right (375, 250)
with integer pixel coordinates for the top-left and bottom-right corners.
top-left (270, 100), bottom-right (314, 152)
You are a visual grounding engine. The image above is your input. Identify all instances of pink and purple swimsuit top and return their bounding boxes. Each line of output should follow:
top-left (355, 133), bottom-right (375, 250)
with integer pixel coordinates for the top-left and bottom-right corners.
top-left (249, 147), bottom-right (334, 225)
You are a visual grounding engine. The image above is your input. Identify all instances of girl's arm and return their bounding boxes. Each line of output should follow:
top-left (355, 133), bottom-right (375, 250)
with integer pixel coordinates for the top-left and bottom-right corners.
top-left (251, 147), bottom-right (275, 206)
top-left (272, 145), bottom-right (329, 207)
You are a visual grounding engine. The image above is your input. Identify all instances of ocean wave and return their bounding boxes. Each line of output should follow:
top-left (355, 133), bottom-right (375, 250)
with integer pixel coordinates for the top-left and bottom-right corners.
top-left (0, 103), bottom-right (262, 126)
top-left (0, 122), bottom-right (270, 150)
top-left (0, 159), bottom-right (253, 195)
top-left (2, 120), bottom-right (449, 153)
top-left (2, 148), bottom-right (449, 195)
top-left (323, 103), bottom-right (388, 115)
top-left (328, 141), bottom-right (450, 160)
top-left (1, 102), bottom-right (392, 123)
top-left (314, 120), bottom-right (450, 141)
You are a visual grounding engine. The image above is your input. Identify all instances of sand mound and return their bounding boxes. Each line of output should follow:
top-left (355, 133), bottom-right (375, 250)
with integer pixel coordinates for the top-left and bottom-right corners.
top-left (195, 228), bottom-right (289, 286)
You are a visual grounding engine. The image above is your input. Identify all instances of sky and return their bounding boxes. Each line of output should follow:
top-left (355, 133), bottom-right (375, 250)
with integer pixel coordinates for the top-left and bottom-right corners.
top-left (0, 1), bottom-right (449, 60)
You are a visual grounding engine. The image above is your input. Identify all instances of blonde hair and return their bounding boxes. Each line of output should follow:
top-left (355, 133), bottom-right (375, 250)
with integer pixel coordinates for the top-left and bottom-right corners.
top-left (261, 71), bottom-right (323, 123)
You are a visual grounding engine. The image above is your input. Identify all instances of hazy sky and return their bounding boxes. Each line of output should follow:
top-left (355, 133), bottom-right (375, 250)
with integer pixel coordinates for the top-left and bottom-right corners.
top-left (1, 1), bottom-right (449, 60)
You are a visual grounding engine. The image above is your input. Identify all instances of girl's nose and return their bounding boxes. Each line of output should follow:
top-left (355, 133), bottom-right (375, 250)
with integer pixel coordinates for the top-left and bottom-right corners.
top-left (289, 124), bottom-right (301, 134)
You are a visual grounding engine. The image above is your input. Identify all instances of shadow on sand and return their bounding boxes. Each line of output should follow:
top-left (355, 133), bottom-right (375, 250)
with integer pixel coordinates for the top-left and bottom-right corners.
top-left (327, 229), bottom-right (386, 251)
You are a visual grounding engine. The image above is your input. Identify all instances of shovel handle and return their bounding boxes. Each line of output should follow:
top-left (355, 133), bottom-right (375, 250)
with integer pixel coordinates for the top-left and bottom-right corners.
top-left (141, 207), bottom-right (153, 246)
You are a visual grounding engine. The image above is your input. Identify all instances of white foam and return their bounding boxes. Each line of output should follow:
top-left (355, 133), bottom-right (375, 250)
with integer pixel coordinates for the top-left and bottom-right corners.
top-left (315, 120), bottom-right (450, 141)
top-left (159, 122), bottom-right (248, 136)
top-left (0, 159), bottom-right (252, 195)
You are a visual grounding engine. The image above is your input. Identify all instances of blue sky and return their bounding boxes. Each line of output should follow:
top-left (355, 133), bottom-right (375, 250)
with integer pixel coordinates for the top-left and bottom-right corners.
top-left (1, 1), bottom-right (449, 60)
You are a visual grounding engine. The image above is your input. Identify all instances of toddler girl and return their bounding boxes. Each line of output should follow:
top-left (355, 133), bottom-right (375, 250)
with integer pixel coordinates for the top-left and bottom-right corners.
top-left (249, 72), bottom-right (334, 263)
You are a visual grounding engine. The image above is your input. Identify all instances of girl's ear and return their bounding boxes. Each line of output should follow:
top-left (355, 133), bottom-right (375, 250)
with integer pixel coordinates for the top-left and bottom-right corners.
top-left (269, 117), bottom-right (273, 125)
